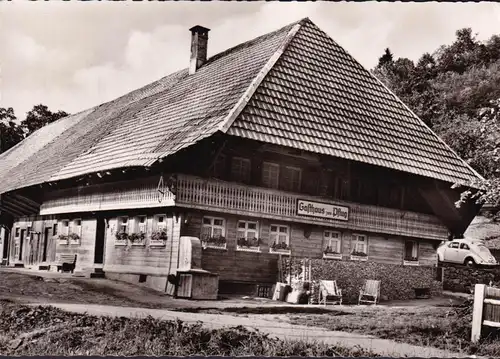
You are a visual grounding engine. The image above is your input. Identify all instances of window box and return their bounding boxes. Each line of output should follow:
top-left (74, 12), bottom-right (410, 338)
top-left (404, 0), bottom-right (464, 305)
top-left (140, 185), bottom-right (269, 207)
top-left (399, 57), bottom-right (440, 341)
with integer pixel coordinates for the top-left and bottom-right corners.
top-left (270, 242), bottom-right (290, 255)
top-left (350, 252), bottom-right (368, 261)
top-left (150, 230), bottom-right (168, 247)
top-left (129, 232), bottom-right (146, 246)
top-left (236, 238), bottom-right (261, 252)
top-left (115, 231), bottom-right (129, 246)
top-left (57, 234), bottom-right (69, 245)
top-left (323, 252), bottom-right (342, 260)
top-left (202, 236), bottom-right (227, 250)
top-left (403, 259), bottom-right (420, 266)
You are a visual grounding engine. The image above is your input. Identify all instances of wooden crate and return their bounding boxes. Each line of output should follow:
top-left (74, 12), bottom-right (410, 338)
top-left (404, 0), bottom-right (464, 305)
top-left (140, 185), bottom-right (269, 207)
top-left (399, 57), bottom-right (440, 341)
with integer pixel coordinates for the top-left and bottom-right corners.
top-left (176, 269), bottom-right (219, 300)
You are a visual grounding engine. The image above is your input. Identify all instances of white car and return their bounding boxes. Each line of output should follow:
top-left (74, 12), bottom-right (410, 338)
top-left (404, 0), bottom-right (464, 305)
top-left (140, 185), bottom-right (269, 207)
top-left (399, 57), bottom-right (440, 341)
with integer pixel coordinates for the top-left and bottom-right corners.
top-left (437, 238), bottom-right (498, 267)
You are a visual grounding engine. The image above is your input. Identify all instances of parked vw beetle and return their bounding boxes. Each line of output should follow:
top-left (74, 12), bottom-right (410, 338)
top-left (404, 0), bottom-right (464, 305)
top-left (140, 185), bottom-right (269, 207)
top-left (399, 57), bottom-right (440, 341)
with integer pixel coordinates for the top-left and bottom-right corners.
top-left (437, 238), bottom-right (498, 267)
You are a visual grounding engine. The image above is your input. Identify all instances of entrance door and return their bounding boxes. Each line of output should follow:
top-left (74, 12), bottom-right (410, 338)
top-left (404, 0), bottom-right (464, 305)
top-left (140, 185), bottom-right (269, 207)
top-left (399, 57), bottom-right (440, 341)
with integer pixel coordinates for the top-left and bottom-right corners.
top-left (19, 229), bottom-right (26, 261)
top-left (2, 228), bottom-right (8, 261)
top-left (94, 216), bottom-right (106, 264)
top-left (42, 227), bottom-right (50, 262)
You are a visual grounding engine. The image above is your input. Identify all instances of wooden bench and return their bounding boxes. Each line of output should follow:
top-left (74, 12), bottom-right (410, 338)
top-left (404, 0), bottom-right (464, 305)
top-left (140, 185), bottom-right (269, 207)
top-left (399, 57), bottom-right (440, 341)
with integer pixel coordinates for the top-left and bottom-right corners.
top-left (56, 254), bottom-right (77, 273)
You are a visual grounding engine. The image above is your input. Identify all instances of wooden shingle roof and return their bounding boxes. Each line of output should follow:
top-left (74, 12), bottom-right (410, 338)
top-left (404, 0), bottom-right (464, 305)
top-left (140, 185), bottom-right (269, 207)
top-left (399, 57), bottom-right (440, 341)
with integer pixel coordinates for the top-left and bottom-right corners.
top-left (0, 18), bottom-right (482, 195)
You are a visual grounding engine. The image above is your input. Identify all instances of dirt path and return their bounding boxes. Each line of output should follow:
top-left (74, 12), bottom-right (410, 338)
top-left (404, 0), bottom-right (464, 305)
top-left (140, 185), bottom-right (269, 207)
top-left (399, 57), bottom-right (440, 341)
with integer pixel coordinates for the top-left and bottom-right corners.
top-left (37, 302), bottom-right (475, 358)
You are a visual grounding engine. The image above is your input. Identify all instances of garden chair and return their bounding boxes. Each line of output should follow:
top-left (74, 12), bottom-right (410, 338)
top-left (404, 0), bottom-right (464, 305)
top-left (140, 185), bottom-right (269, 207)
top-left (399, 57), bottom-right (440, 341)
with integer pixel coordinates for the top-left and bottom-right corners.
top-left (319, 280), bottom-right (343, 306)
top-left (358, 279), bottom-right (380, 305)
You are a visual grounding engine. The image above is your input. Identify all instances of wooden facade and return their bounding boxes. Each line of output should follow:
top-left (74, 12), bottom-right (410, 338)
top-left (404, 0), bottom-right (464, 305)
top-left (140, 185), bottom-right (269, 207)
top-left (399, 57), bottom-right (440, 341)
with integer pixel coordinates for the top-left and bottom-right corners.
top-left (7, 140), bottom-right (449, 289)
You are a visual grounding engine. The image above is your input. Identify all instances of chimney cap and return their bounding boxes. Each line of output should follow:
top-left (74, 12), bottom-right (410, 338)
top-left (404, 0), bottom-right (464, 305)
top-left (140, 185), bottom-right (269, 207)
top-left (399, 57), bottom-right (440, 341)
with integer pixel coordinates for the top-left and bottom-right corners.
top-left (189, 25), bottom-right (211, 34)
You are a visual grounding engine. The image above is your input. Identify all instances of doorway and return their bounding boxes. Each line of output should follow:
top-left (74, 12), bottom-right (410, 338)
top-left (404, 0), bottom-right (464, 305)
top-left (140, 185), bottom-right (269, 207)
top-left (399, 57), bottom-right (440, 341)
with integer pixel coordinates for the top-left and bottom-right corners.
top-left (2, 229), bottom-right (8, 261)
top-left (19, 229), bottom-right (26, 261)
top-left (42, 227), bottom-right (50, 262)
top-left (94, 216), bottom-right (106, 264)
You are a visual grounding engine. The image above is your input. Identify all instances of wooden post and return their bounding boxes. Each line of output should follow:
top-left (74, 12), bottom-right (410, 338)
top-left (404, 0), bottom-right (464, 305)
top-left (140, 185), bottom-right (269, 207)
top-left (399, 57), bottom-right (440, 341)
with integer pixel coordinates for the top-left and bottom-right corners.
top-left (471, 283), bottom-right (486, 343)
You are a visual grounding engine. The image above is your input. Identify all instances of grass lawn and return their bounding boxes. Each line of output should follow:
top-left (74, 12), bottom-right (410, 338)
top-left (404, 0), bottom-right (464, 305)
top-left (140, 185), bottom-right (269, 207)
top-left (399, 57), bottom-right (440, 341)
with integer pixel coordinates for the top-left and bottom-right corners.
top-left (172, 301), bottom-right (500, 357)
top-left (286, 302), bottom-right (500, 357)
top-left (0, 300), bottom-right (376, 357)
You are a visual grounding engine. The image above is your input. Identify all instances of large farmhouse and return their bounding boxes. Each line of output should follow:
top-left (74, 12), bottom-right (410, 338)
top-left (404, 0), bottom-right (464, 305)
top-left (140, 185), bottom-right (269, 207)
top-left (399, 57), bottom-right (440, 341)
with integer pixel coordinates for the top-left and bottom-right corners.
top-left (0, 18), bottom-right (483, 297)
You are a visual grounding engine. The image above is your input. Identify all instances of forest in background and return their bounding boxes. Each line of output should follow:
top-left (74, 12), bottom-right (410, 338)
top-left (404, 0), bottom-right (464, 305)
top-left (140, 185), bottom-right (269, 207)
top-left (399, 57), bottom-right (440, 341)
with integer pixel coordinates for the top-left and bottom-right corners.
top-left (372, 28), bottom-right (500, 207)
top-left (1, 28), bottom-right (499, 205)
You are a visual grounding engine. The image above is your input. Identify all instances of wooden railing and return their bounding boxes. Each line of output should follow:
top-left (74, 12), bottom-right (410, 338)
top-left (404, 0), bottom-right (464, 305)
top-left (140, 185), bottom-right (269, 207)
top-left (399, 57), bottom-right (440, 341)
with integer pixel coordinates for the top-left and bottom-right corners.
top-left (471, 284), bottom-right (500, 342)
top-left (175, 174), bottom-right (448, 240)
top-left (40, 177), bottom-right (175, 215)
top-left (40, 173), bottom-right (449, 240)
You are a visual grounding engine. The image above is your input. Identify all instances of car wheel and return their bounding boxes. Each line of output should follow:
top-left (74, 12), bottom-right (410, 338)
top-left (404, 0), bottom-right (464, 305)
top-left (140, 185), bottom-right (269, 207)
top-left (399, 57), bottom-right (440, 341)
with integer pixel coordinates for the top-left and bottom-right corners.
top-left (465, 258), bottom-right (476, 267)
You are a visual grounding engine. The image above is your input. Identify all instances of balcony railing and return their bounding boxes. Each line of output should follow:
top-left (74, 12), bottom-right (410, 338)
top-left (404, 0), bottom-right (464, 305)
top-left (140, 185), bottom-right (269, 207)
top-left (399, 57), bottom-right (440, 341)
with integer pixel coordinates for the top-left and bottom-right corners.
top-left (40, 173), bottom-right (449, 241)
top-left (175, 174), bottom-right (449, 240)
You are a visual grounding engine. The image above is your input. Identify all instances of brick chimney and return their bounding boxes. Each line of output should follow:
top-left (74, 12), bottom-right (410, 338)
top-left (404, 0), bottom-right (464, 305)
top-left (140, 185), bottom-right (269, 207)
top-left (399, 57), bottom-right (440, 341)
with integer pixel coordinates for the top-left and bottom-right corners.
top-left (189, 25), bottom-right (210, 75)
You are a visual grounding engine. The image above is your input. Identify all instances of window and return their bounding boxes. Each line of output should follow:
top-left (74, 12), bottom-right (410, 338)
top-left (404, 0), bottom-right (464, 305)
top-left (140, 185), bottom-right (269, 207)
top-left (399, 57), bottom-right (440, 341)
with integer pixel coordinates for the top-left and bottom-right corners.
top-left (213, 154), bottom-right (227, 179)
top-left (72, 219), bottom-right (82, 235)
top-left (449, 242), bottom-right (459, 249)
top-left (351, 234), bottom-right (368, 259)
top-left (324, 230), bottom-right (342, 258)
top-left (262, 162), bottom-right (279, 189)
top-left (154, 214), bottom-right (166, 231)
top-left (201, 217), bottom-right (225, 239)
top-left (61, 220), bottom-right (70, 236)
top-left (459, 243), bottom-right (470, 250)
top-left (138, 216), bottom-right (147, 233)
top-left (117, 217), bottom-right (129, 234)
top-left (281, 166), bottom-right (302, 192)
top-left (270, 224), bottom-right (290, 253)
top-left (201, 217), bottom-right (226, 249)
top-left (53, 223), bottom-right (58, 236)
top-left (15, 228), bottom-right (20, 237)
top-left (404, 240), bottom-right (419, 262)
top-left (237, 221), bottom-right (260, 251)
top-left (230, 157), bottom-right (251, 183)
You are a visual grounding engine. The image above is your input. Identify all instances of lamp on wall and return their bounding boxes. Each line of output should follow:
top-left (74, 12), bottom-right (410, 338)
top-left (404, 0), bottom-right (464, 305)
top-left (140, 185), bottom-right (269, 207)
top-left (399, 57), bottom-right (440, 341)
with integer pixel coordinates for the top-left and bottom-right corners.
top-left (184, 213), bottom-right (191, 225)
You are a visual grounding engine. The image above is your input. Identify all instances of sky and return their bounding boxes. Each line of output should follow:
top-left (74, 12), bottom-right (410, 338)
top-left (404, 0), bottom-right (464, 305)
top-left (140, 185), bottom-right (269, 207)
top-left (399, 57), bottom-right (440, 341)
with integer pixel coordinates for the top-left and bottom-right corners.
top-left (1, 2), bottom-right (500, 121)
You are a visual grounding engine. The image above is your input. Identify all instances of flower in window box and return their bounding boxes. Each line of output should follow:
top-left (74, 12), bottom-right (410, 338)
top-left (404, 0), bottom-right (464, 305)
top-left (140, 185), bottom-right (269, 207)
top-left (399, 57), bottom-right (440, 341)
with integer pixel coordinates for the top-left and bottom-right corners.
top-left (115, 232), bottom-right (129, 241)
top-left (237, 237), bottom-right (260, 248)
top-left (151, 230), bottom-right (168, 242)
top-left (129, 232), bottom-right (146, 244)
top-left (351, 250), bottom-right (367, 257)
top-left (58, 234), bottom-right (69, 243)
top-left (271, 242), bottom-right (289, 251)
top-left (201, 236), bottom-right (227, 249)
top-left (404, 256), bottom-right (418, 262)
top-left (323, 246), bottom-right (341, 255)
top-left (68, 233), bottom-right (80, 242)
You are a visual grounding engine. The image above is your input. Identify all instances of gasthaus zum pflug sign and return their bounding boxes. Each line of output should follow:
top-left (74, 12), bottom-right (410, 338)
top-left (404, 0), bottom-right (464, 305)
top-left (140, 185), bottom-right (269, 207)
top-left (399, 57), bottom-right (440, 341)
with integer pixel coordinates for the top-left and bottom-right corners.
top-left (297, 199), bottom-right (349, 221)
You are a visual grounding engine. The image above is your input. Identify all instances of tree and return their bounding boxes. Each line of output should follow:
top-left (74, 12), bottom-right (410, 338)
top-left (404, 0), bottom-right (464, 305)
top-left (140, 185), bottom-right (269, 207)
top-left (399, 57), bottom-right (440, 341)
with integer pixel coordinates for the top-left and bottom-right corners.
top-left (21, 104), bottom-right (69, 136)
top-left (377, 48), bottom-right (394, 67)
top-left (0, 107), bottom-right (24, 153)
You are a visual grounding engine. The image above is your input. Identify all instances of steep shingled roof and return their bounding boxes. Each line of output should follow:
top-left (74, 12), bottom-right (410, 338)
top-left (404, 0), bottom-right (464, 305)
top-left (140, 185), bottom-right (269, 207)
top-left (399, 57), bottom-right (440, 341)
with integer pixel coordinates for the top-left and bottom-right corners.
top-left (0, 18), bottom-right (482, 195)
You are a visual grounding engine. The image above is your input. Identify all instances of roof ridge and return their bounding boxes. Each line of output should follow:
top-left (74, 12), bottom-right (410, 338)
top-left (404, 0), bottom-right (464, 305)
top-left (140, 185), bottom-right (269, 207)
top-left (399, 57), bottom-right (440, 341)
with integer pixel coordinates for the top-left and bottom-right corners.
top-left (216, 22), bottom-right (303, 134)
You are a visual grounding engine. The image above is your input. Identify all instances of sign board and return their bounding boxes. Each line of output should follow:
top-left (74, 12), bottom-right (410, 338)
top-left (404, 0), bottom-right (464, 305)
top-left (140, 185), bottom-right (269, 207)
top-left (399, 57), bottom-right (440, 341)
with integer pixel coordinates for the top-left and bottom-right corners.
top-left (297, 199), bottom-right (349, 221)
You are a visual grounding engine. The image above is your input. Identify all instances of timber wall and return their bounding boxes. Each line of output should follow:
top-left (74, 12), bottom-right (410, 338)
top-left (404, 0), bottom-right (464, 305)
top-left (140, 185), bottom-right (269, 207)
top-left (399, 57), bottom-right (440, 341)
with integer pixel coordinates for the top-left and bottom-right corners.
top-left (182, 209), bottom-right (439, 294)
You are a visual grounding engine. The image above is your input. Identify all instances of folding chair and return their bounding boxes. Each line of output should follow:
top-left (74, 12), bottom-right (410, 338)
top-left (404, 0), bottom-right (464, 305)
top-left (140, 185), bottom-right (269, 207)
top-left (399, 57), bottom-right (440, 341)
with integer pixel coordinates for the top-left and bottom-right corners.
top-left (319, 280), bottom-right (343, 306)
top-left (358, 279), bottom-right (380, 305)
